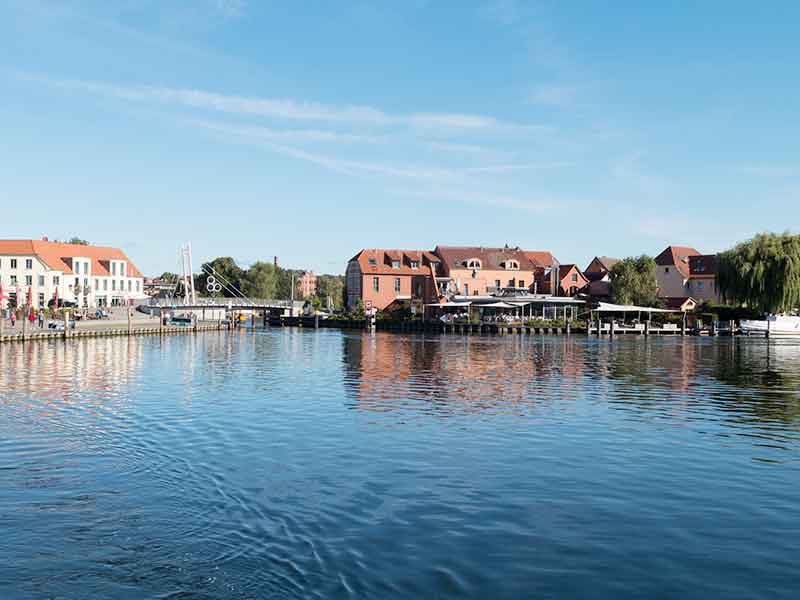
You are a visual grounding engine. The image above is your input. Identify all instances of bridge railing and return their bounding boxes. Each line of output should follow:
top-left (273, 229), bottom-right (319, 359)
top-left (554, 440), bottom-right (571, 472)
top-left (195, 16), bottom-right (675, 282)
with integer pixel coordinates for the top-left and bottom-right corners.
top-left (144, 297), bottom-right (304, 308)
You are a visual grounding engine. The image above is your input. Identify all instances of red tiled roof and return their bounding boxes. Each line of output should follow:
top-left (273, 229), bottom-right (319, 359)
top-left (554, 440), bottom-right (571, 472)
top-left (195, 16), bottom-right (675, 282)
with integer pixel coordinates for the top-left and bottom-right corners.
top-left (655, 246), bottom-right (701, 278)
top-left (525, 250), bottom-right (558, 267)
top-left (688, 254), bottom-right (717, 278)
top-left (0, 240), bottom-right (143, 277)
top-left (435, 246), bottom-right (542, 271)
top-left (350, 249), bottom-right (439, 275)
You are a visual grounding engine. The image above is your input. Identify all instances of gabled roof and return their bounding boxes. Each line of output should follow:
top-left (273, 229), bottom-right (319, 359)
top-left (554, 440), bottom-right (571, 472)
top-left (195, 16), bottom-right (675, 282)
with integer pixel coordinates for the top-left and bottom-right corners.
top-left (350, 249), bottom-right (439, 275)
top-left (0, 240), bottom-right (143, 277)
top-left (688, 254), bottom-right (717, 278)
top-left (588, 256), bottom-right (620, 271)
top-left (655, 246), bottom-right (701, 278)
top-left (525, 250), bottom-right (558, 267)
top-left (663, 296), bottom-right (698, 311)
top-left (434, 246), bottom-right (539, 271)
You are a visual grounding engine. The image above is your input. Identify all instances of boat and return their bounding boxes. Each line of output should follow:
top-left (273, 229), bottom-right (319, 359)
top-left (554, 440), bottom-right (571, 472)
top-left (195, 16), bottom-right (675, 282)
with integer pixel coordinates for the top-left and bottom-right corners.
top-left (740, 315), bottom-right (800, 337)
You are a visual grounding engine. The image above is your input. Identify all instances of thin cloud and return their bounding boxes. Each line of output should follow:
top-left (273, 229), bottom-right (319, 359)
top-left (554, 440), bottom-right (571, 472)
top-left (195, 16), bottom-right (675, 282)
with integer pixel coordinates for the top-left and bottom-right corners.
top-left (463, 162), bottom-right (572, 173)
top-left (189, 119), bottom-right (384, 144)
top-left (25, 74), bottom-right (537, 133)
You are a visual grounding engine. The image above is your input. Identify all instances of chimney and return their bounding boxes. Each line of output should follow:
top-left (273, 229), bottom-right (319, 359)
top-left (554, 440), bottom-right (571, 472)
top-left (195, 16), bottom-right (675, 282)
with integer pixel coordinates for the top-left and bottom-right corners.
top-left (42, 236), bottom-right (49, 241)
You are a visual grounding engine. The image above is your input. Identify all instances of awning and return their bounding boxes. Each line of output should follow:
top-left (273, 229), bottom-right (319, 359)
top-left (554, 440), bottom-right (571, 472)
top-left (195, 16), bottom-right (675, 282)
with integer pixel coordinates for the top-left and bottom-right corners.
top-left (480, 301), bottom-right (517, 309)
top-left (425, 301), bottom-right (472, 307)
top-left (594, 302), bottom-right (676, 313)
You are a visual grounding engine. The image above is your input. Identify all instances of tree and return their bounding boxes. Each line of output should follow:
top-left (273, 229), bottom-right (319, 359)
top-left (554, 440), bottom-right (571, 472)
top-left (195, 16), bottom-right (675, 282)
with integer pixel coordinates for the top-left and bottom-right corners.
top-left (67, 237), bottom-right (89, 245)
top-left (717, 232), bottom-right (800, 313)
top-left (243, 261), bottom-right (279, 299)
top-left (316, 274), bottom-right (345, 310)
top-left (610, 255), bottom-right (659, 306)
top-left (159, 272), bottom-right (179, 283)
top-left (196, 257), bottom-right (246, 297)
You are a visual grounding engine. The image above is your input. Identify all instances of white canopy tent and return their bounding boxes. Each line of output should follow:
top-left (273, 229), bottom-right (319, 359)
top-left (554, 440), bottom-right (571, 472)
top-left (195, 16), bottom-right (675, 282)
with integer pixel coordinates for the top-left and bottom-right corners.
top-left (594, 302), bottom-right (676, 314)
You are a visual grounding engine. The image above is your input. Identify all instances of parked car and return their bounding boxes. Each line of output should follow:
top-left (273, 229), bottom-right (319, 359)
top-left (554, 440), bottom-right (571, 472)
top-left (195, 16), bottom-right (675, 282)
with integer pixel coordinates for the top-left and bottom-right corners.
top-left (48, 299), bottom-right (78, 309)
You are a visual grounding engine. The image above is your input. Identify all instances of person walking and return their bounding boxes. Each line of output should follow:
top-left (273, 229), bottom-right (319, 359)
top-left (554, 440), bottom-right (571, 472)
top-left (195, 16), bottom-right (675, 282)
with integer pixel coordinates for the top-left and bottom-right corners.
top-left (38, 311), bottom-right (44, 329)
top-left (10, 311), bottom-right (16, 328)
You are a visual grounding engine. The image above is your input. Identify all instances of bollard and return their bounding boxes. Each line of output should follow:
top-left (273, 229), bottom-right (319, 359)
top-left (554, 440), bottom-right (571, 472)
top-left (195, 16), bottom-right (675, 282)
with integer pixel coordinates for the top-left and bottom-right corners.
top-left (22, 312), bottom-right (27, 341)
top-left (644, 321), bottom-right (650, 336)
top-left (127, 307), bottom-right (132, 335)
top-left (63, 311), bottom-right (69, 340)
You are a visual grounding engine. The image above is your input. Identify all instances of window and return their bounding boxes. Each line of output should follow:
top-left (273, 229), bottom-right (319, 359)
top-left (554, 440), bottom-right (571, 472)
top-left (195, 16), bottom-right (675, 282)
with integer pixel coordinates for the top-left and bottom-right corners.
top-left (112, 280), bottom-right (116, 291)
top-left (465, 259), bottom-right (482, 269)
top-left (25, 259), bottom-right (32, 269)
top-left (368, 258), bottom-right (377, 266)
top-left (508, 279), bottom-right (515, 288)
top-left (121, 263), bottom-right (126, 277)
top-left (11, 259), bottom-right (17, 269)
top-left (391, 260), bottom-right (400, 269)
top-left (95, 279), bottom-right (99, 290)
top-left (74, 277), bottom-right (79, 288)
top-left (38, 293), bottom-right (45, 307)
top-left (128, 280), bottom-right (132, 292)
top-left (571, 273), bottom-right (578, 282)
top-left (410, 261), bottom-right (419, 269)
top-left (501, 260), bottom-right (519, 270)
top-left (394, 278), bottom-right (401, 292)
top-left (518, 280), bottom-right (525, 288)
top-left (103, 280), bottom-right (108, 291)
top-left (84, 278), bottom-right (89, 291)
top-left (112, 263), bottom-right (117, 276)
top-left (464, 283), bottom-right (469, 295)
top-left (25, 275), bottom-right (32, 286)
top-left (38, 275), bottom-right (44, 286)
top-left (372, 277), bottom-right (379, 292)
top-left (53, 276), bottom-right (59, 286)
top-left (495, 279), bottom-right (501, 289)
top-left (10, 275), bottom-right (17, 285)
top-left (697, 281), bottom-right (704, 289)
top-left (136, 280), bottom-right (140, 292)
top-left (664, 267), bottom-right (670, 273)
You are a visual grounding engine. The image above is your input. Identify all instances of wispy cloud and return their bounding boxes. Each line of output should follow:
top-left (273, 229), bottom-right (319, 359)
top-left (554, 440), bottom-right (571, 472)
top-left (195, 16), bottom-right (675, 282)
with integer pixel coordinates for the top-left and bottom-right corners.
top-left (24, 74), bottom-right (538, 134)
top-left (463, 162), bottom-right (572, 174)
top-left (189, 119), bottom-right (383, 144)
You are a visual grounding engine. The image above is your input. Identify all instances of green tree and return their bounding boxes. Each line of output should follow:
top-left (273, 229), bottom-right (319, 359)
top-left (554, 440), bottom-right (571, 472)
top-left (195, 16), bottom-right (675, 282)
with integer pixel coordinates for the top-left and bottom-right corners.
top-left (243, 261), bottom-right (279, 299)
top-left (717, 232), bottom-right (800, 313)
top-left (67, 237), bottom-right (89, 245)
top-left (159, 272), bottom-right (179, 282)
top-left (610, 255), bottom-right (659, 306)
top-left (197, 257), bottom-right (246, 297)
top-left (316, 274), bottom-right (345, 310)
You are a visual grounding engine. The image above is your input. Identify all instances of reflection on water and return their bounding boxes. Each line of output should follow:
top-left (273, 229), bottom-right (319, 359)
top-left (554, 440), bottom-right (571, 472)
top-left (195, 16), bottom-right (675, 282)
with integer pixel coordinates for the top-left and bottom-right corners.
top-left (1, 330), bottom-right (800, 599)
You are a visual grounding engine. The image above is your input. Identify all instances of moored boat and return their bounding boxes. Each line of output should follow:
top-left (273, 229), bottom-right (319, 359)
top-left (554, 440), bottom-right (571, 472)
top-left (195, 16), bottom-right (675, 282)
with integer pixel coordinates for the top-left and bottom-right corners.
top-left (740, 314), bottom-right (800, 337)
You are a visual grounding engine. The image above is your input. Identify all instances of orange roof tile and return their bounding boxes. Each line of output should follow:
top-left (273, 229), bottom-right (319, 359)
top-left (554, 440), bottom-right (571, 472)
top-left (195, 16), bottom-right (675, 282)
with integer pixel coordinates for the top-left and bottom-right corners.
top-left (0, 240), bottom-right (143, 278)
top-left (655, 245), bottom-right (701, 278)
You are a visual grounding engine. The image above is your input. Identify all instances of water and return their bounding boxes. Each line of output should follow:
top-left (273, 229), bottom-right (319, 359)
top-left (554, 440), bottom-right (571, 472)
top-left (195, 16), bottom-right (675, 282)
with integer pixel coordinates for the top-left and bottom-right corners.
top-left (1, 330), bottom-right (799, 599)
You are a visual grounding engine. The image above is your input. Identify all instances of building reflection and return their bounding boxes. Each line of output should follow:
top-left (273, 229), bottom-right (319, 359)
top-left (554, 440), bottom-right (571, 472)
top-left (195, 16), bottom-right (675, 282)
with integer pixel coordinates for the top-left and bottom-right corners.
top-left (0, 337), bottom-right (146, 401)
top-left (342, 333), bottom-right (800, 425)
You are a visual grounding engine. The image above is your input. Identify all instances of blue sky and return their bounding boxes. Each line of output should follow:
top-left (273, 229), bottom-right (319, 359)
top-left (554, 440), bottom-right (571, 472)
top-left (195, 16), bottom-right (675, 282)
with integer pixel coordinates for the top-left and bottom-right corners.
top-left (2, 1), bottom-right (799, 276)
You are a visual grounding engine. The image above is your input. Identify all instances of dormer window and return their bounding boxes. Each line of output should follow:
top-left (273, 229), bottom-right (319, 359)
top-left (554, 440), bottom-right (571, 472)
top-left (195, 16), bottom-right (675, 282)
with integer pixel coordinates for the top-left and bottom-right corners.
top-left (368, 258), bottom-right (377, 266)
top-left (464, 258), bottom-right (482, 269)
top-left (501, 260), bottom-right (520, 270)
top-left (391, 260), bottom-right (400, 269)
top-left (410, 260), bottom-right (419, 269)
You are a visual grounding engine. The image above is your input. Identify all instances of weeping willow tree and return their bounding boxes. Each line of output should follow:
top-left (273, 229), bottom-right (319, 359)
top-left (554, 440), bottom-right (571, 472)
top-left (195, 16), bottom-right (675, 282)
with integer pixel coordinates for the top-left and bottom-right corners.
top-left (610, 255), bottom-right (659, 306)
top-left (716, 233), bottom-right (800, 313)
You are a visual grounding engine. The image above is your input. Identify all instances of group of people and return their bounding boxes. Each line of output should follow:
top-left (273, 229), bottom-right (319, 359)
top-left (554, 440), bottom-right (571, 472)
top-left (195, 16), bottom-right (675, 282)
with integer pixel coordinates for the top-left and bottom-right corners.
top-left (2, 308), bottom-right (46, 328)
top-left (439, 311), bottom-right (471, 324)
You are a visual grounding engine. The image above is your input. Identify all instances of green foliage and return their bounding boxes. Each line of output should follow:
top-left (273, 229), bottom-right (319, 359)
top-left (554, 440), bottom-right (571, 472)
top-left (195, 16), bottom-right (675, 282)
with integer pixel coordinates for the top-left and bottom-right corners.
top-left (716, 232), bottom-right (800, 313)
top-left (316, 274), bottom-right (345, 309)
top-left (610, 255), bottom-right (659, 306)
top-left (159, 272), bottom-right (179, 282)
top-left (243, 261), bottom-right (279, 299)
top-left (196, 257), bottom-right (247, 298)
top-left (53, 236), bottom-right (90, 245)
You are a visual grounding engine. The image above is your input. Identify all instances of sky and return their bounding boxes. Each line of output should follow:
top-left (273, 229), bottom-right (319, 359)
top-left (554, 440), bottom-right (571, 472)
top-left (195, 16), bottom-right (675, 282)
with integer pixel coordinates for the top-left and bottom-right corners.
top-left (2, 0), bottom-right (799, 276)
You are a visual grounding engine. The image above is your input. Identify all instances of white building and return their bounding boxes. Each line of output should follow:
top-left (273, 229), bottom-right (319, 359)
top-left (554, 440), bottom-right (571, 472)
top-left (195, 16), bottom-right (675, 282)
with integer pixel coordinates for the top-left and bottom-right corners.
top-left (0, 239), bottom-right (147, 310)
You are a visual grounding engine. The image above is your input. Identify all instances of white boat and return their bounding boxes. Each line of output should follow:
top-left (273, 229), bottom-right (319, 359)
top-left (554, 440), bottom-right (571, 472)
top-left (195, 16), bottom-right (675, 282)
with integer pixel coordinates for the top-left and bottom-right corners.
top-left (740, 315), bottom-right (800, 337)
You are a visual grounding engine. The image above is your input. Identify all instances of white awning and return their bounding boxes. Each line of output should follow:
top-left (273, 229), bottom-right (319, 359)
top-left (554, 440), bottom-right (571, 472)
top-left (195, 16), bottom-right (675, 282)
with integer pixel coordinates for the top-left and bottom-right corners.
top-left (594, 302), bottom-right (676, 313)
top-left (425, 301), bottom-right (472, 307)
top-left (480, 301), bottom-right (517, 308)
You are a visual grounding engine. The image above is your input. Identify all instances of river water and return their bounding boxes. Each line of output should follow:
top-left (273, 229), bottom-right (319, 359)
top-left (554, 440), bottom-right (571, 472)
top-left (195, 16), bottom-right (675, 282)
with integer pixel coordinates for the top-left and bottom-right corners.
top-left (1, 330), bottom-right (799, 599)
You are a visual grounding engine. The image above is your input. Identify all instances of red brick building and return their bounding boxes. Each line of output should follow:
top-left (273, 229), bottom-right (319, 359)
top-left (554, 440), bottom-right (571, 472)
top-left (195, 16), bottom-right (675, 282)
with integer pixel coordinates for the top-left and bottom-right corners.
top-left (345, 249), bottom-right (440, 310)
